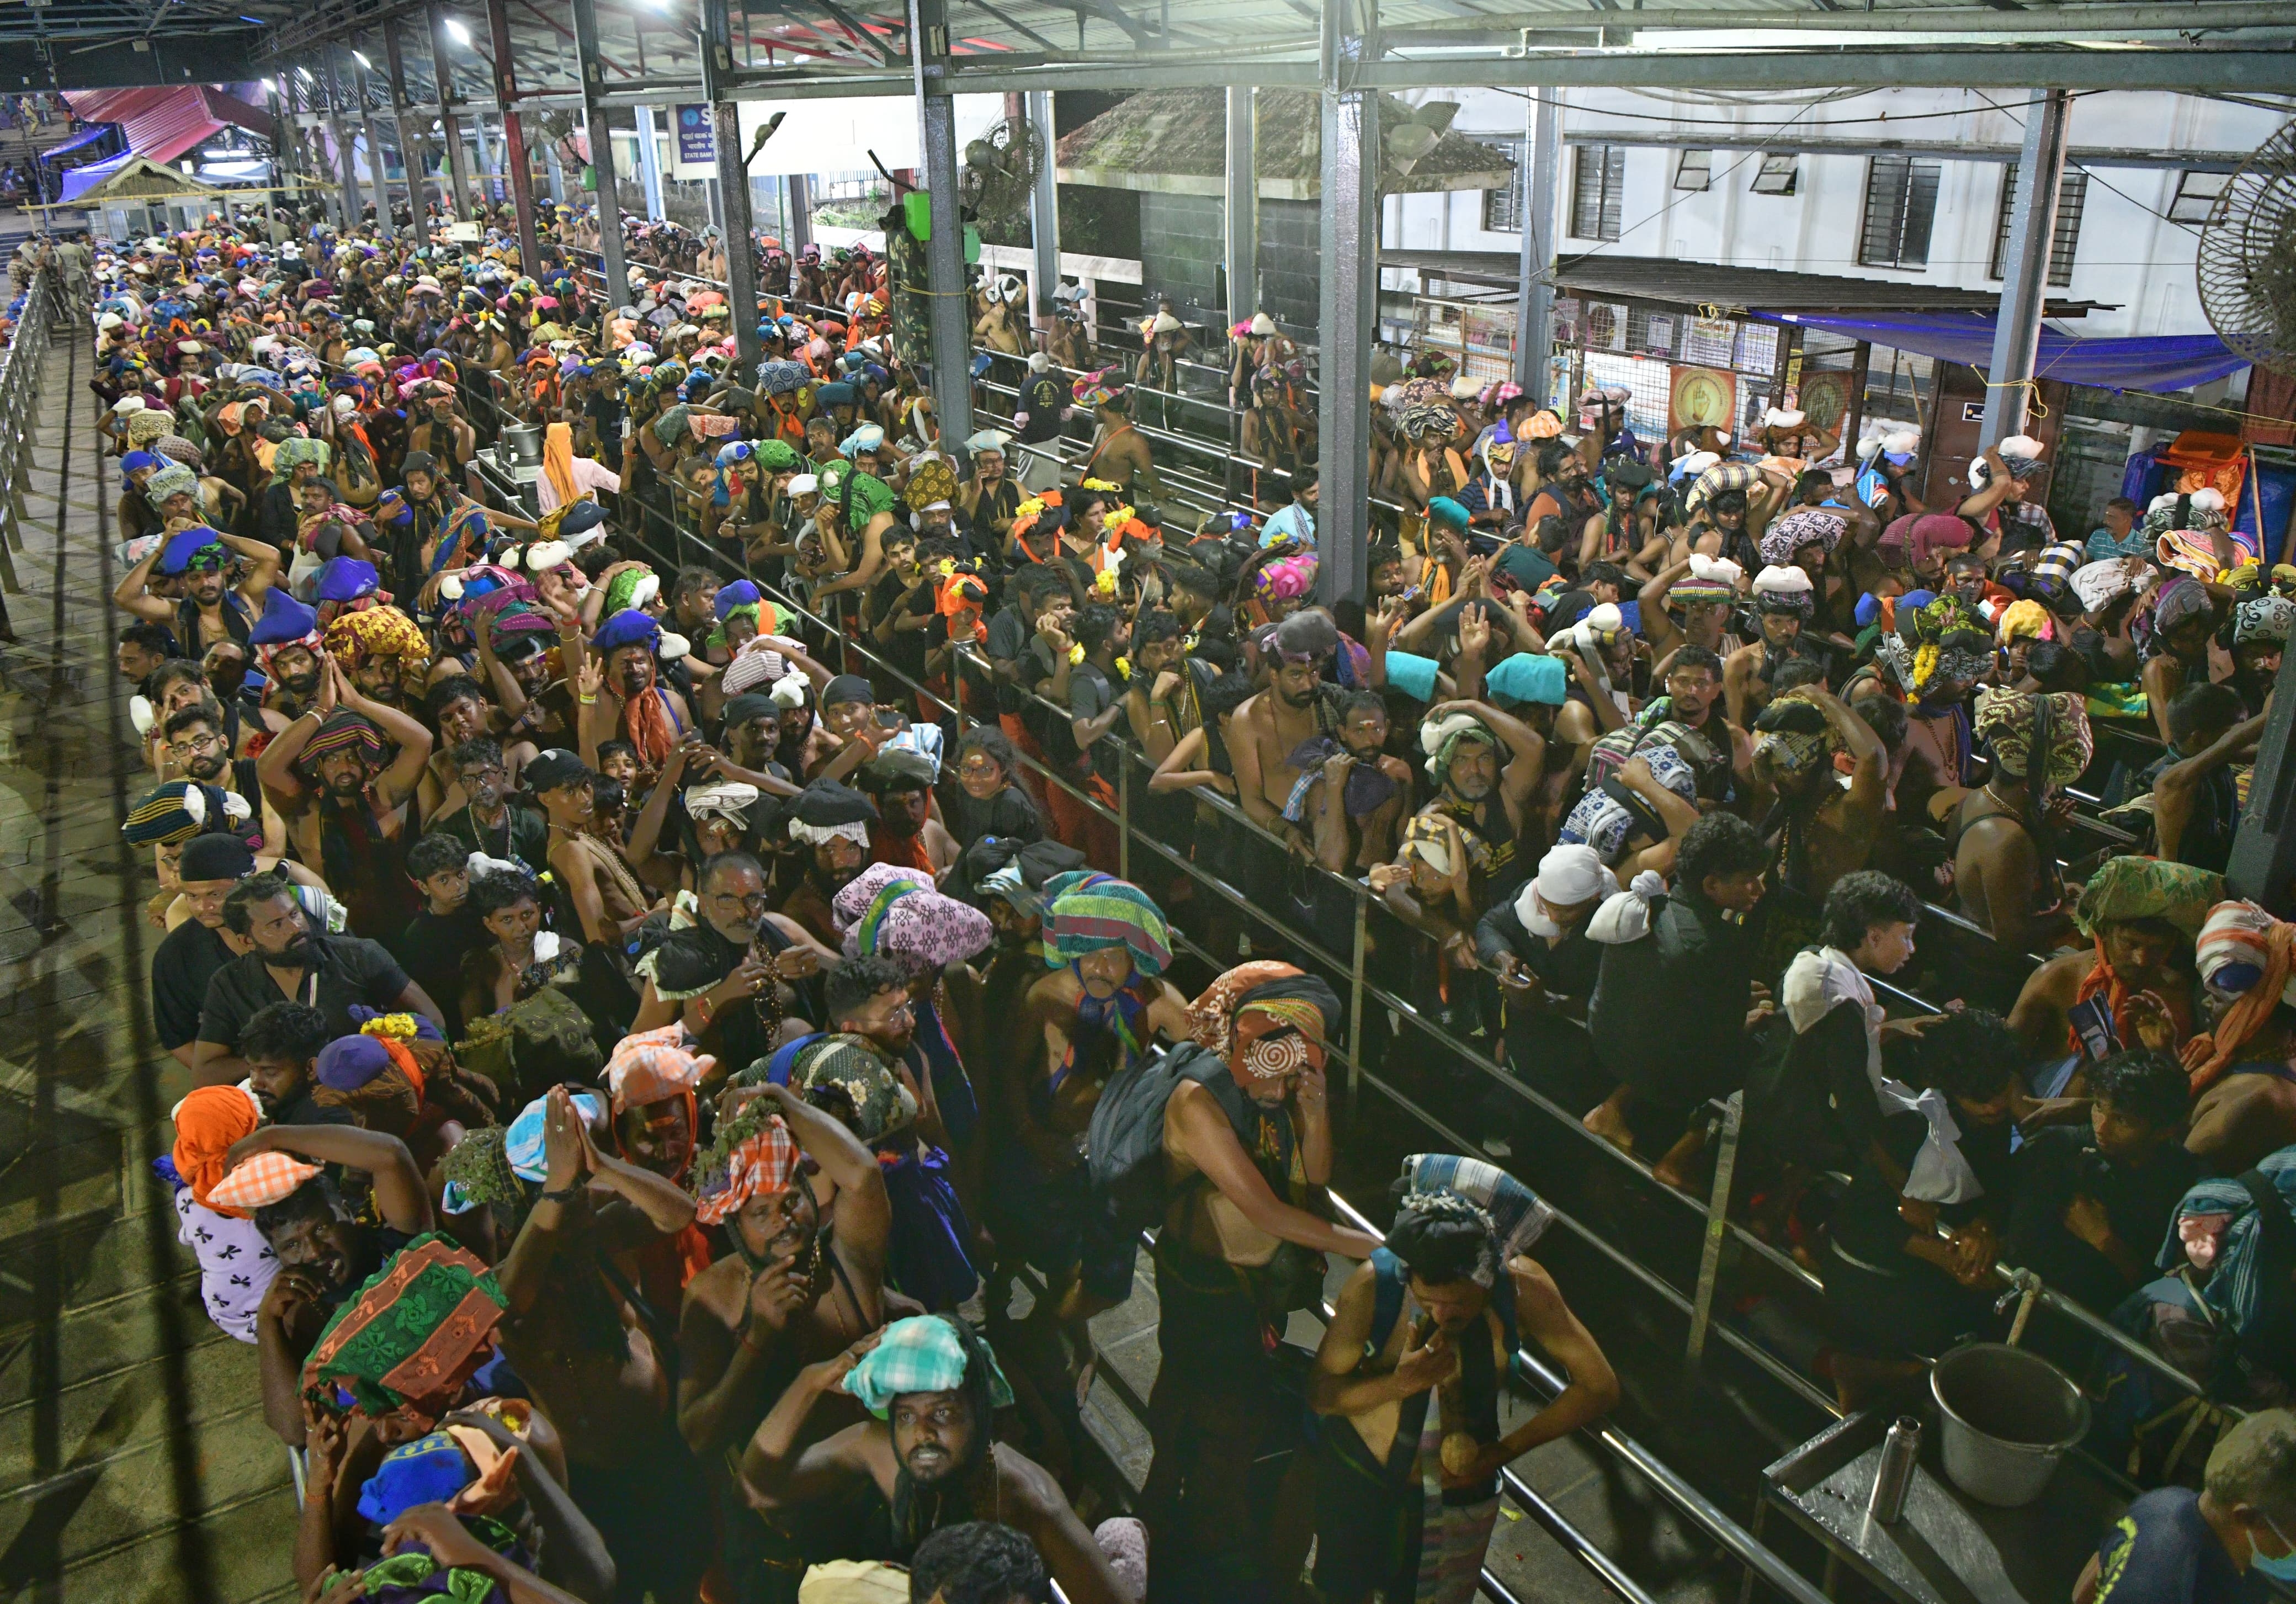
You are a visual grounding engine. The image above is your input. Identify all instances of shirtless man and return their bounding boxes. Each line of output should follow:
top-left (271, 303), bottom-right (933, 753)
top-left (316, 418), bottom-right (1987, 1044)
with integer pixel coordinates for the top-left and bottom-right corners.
top-left (677, 1085), bottom-right (891, 1523)
top-left (1080, 391), bottom-right (1159, 502)
top-left (114, 528), bottom-right (281, 654)
top-left (744, 1315), bottom-right (1136, 1604)
top-left (493, 1085), bottom-right (713, 1604)
top-left (1751, 687), bottom-right (1886, 901)
top-left (1230, 634), bottom-right (1337, 863)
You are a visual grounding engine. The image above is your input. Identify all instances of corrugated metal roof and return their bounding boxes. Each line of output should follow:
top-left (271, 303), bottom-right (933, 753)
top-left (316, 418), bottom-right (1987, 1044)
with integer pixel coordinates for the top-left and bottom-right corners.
top-left (1547, 252), bottom-right (2112, 318)
top-left (63, 87), bottom-right (270, 167)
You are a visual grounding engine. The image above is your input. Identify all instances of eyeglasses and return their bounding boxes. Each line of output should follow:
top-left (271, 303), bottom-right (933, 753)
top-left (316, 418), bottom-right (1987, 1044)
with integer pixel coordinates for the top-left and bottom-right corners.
top-left (714, 891), bottom-right (773, 918)
top-left (173, 730), bottom-right (225, 751)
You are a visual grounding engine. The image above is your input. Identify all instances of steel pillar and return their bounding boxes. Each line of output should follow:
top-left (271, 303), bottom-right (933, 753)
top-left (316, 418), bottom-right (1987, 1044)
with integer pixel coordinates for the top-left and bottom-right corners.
top-left (1514, 88), bottom-right (1559, 397)
top-left (911, 0), bottom-right (975, 444)
top-left (352, 52), bottom-right (394, 238)
top-left (483, 0), bottom-right (543, 273)
top-left (546, 140), bottom-right (567, 207)
top-left (323, 58), bottom-right (362, 231)
top-left (1224, 84), bottom-right (1256, 324)
top-left (572, 0), bottom-right (631, 308)
top-left (473, 114), bottom-right (497, 203)
top-left (384, 21), bottom-right (426, 224)
top-left (635, 105), bottom-right (666, 221)
top-left (1979, 88), bottom-right (2070, 449)
top-left (1028, 89), bottom-right (1060, 320)
top-left (785, 172), bottom-right (812, 255)
top-left (428, 5), bottom-right (473, 219)
top-left (267, 83), bottom-right (299, 236)
top-left (1314, 0), bottom-right (1377, 604)
top-left (703, 0), bottom-right (765, 373)
top-left (2228, 647), bottom-right (2296, 914)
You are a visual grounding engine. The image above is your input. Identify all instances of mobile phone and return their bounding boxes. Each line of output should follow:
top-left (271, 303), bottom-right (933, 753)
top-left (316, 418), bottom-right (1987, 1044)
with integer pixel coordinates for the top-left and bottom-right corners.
top-left (874, 708), bottom-right (903, 730)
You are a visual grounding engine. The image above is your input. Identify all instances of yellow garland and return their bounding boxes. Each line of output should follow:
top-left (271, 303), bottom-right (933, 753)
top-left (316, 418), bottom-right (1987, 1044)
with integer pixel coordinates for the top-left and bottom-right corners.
top-left (1069, 642), bottom-right (1087, 665)
top-left (1911, 642), bottom-right (1939, 691)
top-left (1115, 655), bottom-right (1132, 679)
top-left (1014, 496), bottom-right (1047, 519)
top-left (360, 1012), bottom-right (419, 1039)
top-left (1079, 477), bottom-right (1122, 493)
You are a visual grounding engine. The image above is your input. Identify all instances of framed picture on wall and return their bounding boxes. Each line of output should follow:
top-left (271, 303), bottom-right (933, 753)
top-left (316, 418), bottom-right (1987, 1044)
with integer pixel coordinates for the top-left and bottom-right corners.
top-left (1668, 365), bottom-right (1737, 440)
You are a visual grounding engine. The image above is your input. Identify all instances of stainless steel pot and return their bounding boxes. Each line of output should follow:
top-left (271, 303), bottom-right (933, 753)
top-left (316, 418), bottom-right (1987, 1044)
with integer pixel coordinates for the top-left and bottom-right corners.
top-left (1930, 1342), bottom-right (2090, 1507)
top-left (502, 423), bottom-right (544, 467)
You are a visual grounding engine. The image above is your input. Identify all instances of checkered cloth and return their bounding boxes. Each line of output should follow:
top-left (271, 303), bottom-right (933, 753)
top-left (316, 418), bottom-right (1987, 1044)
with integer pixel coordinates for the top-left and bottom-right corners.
top-left (842, 1315), bottom-right (1016, 1418)
top-left (205, 1150), bottom-right (323, 1210)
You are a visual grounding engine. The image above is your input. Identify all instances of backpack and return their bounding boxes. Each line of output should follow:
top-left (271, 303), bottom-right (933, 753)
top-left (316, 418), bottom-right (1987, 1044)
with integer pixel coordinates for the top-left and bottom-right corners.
top-left (1087, 1042), bottom-right (1264, 1236)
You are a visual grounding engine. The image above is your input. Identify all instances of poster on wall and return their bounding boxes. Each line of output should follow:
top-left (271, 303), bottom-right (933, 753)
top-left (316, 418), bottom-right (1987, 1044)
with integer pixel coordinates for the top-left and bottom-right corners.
top-left (1797, 370), bottom-right (1850, 441)
top-left (1684, 317), bottom-right (1735, 368)
top-left (1644, 315), bottom-right (1675, 359)
top-left (1668, 365), bottom-right (1737, 442)
top-left (672, 104), bottom-right (715, 179)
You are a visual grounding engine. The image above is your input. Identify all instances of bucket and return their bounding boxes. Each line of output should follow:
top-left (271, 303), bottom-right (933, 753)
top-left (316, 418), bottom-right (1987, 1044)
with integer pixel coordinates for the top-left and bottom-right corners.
top-left (502, 423), bottom-right (543, 468)
top-left (1929, 1343), bottom-right (2090, 1508)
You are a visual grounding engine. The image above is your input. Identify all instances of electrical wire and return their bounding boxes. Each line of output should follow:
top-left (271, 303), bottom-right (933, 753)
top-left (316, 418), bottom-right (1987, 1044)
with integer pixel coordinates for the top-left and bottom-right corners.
top-left (1968, 87), bottom-right (2208, 239)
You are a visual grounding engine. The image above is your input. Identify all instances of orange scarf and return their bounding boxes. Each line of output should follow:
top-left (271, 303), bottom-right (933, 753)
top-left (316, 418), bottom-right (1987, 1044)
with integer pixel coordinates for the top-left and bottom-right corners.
top-left (2070, 940), bottom-right (2192, 1059)
top-left (541, 421), bottom-right (579, 508)
top-left (623, 678), bottom-right (680, 771)
top-left (2184, 921), bottom-right (2296, 1093)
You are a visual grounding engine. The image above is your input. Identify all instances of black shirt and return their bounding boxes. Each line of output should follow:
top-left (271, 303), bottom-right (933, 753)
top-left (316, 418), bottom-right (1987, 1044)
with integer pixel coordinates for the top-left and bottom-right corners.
top-left (153, 918), bottom-right (237, 1053)
top-left (938, 782), bottom-right (1044, 856)
top-left (985, 604), bottom-right (1036, 717)
top-left (197, 933), bottom-right (414, 1053)
top-left (387, 906), bottom-right (486, 1043)
top-left (2008, 1127), bottom-right (2201, 1315)
top-left (1017, 374), bottom-right (1070, 445)
top-left (433, 803), bottom-right (551, 876)
top-left (2093, 1488), bottom-right (2262, 1604)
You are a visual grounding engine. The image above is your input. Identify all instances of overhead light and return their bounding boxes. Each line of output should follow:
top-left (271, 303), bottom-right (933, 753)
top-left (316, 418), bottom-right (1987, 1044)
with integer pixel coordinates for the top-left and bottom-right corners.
top-left (296, 64), bottom-right (312, 81)
top-left (261, 75), bottom-right (278, 90)
top-left (444, 17), bottom-right (469, 43)
top-left (352, 48), bottom-right (371, 67)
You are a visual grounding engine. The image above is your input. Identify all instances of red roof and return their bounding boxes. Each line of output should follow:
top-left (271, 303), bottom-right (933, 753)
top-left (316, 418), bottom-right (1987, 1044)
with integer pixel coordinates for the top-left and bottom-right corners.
top-left (63, 87), bottom-right (270, 166)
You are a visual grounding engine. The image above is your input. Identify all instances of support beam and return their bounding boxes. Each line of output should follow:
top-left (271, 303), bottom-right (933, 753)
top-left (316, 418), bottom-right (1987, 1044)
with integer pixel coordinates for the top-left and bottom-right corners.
top-left (1513, 87), bottom-right (1558, 394)
top-left (428, 6), bottom-right (472, 217)
top-left (1223, 84), bottom-right (1256, 325)
top-left (324, 56), bottom-right (363, 232)
top-left (352, 50), bottom-right (395, 237)
top-left (911, 0), bottom-right (975, 445)
top-left (1315, 0), bottom-right (1376, 606)
top-left (1980, 87), bottom-right (2069, 449)
top-left (635, 105), bottom-right (666, 220)
top-left (1027, 89), bottom-right (1060, 320)
top-left (704, 0), bottom-right (767, 373)
top-left (484, 0), bottom-right (543, 274)
top-left (785, 172), bottom-right (812, 253)
top-left (384, 20), bottom-right (426, 223)
top-left (474, 113), bottom-right (497, 204)
top-left (2226, 646), bottom-right (2296, 915)
top-left (572, 0), bottom-right (631, 306)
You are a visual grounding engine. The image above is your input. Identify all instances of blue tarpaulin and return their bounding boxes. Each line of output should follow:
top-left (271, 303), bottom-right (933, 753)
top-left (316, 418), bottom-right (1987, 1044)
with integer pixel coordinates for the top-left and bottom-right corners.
top-left (1757, 310), bottom-right (2246, 396)
top-left (57, 153), bottom-right (132, 204)
top-left (39, 124), bottom-right (114, 164)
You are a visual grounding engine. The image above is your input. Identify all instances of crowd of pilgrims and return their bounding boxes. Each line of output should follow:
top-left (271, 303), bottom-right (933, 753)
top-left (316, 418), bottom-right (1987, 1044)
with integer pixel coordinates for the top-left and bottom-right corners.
top-left (40, 194), bottom-right (2296, 1604)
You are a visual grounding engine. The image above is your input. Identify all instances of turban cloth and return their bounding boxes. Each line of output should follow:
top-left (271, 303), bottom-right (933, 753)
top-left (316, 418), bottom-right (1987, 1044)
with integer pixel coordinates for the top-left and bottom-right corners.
top-left (1395, 1152), bottom-right (1558, 1279)
top-left (834, 865), bottom-right (995, 973)
top-left (905, 455), bottom-right (958, 512)
top-left (1427, 496), bottom-right (1471, 532)
top-left (2186, 900), bottom-right (2296, 1093)
top-left (313, 1032), bottom-right (427, 1127)
top-left (784, 1034), bottom-right (918, 1144)
top-left (842, 423), bottom-right (886, 456)
top-left (1186, 961), bottom-right (1341, 1080)
top-left (1684, 461), bottom-right (1759, 514)
top-left (1514, 845), bottom-right (1618, 938)
top-left (124, 780), bottom-right (252, 846)
top-left (1042, 871), bottom-right (1171, 977)
top-left (1071, 370), bottom-right (1124, 410)
top-left (355, 1429), bottom-right (520, 1525)
top-left (2163, 1149), bottom-right (2296, 1341)
top-left (688, 1106), bottom-right (801, 1226)
top-left (170, 1084), bottom-right (266, 1217)
top-left (297, 713), bottom-right (387, 785)
top-left (2070, 557), bottom-right (2148, 614)
top-left (1760, 509), bottom-right (1846, 566)
top-left (2031, 541), bottom-right (2083, 597)
top-left (1752, 694), bottom-right (1836, 781)
top-left (602, 566), bottom-right (660, 618)
top-left (2156, 528), bottom-right (2230, 582)
top-left (158, 525), bottom-right (227, 575)
top-left (605, 1024), bottom-right (715, 1114)
top-left (592, 608), bottom-right (662, 656)
top-left (2075, 856), bottom-right (2225, 939)
top-left (179, 830), bottom-right (256, 882)
top-left (145, 463), bottom-right (199, 503)
top-left (126, 409), bottom-right (173, 446)
top-left (788, 779), bottom-right (878, 848)
top-left (269, 435), bottom-right (331, 487)
top-left (326, 604), bottom-right (429, 672)
top-left (1255, 551), bottom-right (1319, 604)
top-left (843, 1314), bottom-right (1014, 1419)
top-left (1560, 741), bottom-right (1697, 861)
top-left (1909, 513), bottom-right (1975, 569)
top-left (860, 747), bottom-right (938, 794)
top-left (1996, 598), bottom-right (2054, 645)
top-left (757, 439), bottom-right (802, 472)
top-left (653, 404), bottom-right (694, 447)
top-left (1399, 402), bottom-right (1459, 441)
top-left (1974, 689), bottom-right (2092, 786)
top-left (825, 465), bottom-right (899, 525)
top-left (300, 1233), bottom-right (507, 1428)
top-left (1421, 711), bottom-right (1500, 783)
top-left (2235, 594), bottom-right (2295, 646)
top-left (206, 1150), bottom-right (325, 1211)
top-left (757, 359), bottom-right (809, 395)
top-left (722, 693), bottom-right (779, 734)
top-left (720, 645), bottom-right (796, 700)
top-left (501, 1091), bottom-right (605, 1182)
top-left (2151, 575), bottom-right (2214, 637)
top-left (1752, 564), bottom-right (1815, 614)
top-left (683, 779), bottom-right (759, 827)
top-left (248, 587), bottom-right (322, 669)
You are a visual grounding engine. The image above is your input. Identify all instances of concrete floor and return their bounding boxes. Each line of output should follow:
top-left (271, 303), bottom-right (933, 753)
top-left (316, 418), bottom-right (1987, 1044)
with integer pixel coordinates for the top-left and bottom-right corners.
top-left (0, 328), bottom-right (299, 1603)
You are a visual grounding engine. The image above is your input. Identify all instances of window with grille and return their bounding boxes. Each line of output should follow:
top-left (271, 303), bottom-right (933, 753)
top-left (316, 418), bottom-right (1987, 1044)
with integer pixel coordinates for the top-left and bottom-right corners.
top-left (1479, 135), bottom-right (1525, 232)
top-left (1570, 144), bottom-right (1625, 241)
top-left (2168, 168), bottom-right (2230, 224)
top-left (1750, 153), bottom-right (1798, 195)
top-left (1990, 163), bottom-right (2088, 287)
top-left (1858, 152), bottom-right (1941, 270)
top-left (1673, 150), bottom-right (1712, 192)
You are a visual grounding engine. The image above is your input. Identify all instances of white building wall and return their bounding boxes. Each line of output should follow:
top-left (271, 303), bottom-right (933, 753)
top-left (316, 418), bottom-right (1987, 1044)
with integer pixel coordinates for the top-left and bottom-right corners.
top-left (1381, 87), bottom-right (2281, 341)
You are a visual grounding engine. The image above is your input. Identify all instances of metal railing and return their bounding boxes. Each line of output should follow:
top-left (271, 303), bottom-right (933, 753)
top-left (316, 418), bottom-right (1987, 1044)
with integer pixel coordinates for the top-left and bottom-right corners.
top-left (0, 259), bottom-right (66, 612)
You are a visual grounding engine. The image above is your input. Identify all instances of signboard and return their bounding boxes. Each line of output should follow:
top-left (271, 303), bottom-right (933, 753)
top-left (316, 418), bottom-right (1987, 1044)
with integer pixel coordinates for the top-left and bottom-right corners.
top-left (673, 104), bottom-right (715, 178)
